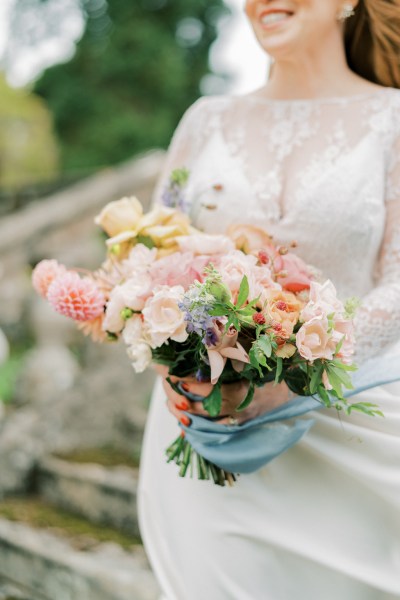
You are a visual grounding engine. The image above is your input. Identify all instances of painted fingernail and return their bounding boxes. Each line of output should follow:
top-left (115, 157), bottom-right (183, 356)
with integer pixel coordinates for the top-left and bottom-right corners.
top-left (176, 400), bottom-right (189, 411)
top-left (181, 382), bottom-right (190, 392)
top-left (180, 415), bottom-right (191, 427)
top-left (180, 430), bottom-right (186, 438)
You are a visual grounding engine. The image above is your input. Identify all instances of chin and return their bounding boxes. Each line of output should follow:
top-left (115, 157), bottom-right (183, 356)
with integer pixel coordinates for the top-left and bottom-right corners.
top-left (254, 23), bottom-right (305, 60)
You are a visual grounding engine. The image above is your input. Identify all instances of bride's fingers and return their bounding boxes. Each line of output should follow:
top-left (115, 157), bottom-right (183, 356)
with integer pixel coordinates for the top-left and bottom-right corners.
top-left (166, 399), bottom-right (192, 426)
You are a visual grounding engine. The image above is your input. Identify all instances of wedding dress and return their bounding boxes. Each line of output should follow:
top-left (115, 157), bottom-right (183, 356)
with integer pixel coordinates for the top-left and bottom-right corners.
top-left (138, 89), bottom-right (400, 600)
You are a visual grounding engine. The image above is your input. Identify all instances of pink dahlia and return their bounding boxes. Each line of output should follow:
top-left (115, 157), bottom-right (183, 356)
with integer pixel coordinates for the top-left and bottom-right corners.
top-left (47, 272), bottom-right (105, 322)
top-left (32, 259), bottom-right (67, 298)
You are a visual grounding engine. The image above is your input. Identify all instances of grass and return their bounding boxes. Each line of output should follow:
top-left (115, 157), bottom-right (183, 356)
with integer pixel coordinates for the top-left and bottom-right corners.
top-left (0, 497), bottom-right (141, 551)
top-left (53, 446), bottom-right (141, 469)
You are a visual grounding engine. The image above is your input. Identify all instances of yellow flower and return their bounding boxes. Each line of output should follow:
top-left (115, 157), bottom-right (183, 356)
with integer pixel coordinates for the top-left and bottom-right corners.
top-left (95, 197), bottom-right (143, 237)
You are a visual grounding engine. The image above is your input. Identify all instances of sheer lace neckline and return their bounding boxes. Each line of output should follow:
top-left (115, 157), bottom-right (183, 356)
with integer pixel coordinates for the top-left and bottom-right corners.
top-left (238, 88), bottom-right (395, 106)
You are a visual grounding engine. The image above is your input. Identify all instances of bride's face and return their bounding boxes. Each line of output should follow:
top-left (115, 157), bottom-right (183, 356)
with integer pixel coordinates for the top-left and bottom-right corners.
top-left (245, 0), bottom-right (347, 59)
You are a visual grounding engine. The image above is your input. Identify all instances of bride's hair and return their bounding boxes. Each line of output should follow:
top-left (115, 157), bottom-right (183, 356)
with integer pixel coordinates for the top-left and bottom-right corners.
top-left (344, 0), bottom-right (400, 87)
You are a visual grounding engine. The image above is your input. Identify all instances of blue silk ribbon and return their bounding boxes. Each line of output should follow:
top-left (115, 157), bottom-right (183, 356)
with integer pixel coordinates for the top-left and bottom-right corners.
top-left (179, 354), bottom-right (400, 474)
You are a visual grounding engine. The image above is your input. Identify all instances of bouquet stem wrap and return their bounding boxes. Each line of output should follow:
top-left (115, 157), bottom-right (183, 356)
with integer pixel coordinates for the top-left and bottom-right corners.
top-left (180, 355), bottom-right (400, 474)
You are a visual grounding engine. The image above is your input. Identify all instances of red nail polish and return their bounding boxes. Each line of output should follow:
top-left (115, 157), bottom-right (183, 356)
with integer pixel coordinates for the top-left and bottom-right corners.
top-left (180, 415), bottom-right (191, 427)
top-left (181, 382), bottom-right (190, 392)
top-left (176, 400), bottom-right (189, 411)
top-left (180, 430), bottom-right (186, 438)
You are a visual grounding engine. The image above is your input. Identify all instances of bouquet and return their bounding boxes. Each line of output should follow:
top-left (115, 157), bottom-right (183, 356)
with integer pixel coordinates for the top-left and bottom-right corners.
top-left (32, 170), bottom-right (382, 486)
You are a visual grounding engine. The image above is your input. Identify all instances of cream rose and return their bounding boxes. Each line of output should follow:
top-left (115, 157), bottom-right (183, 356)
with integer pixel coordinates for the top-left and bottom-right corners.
top-left (296, 316), bottom-right (336, 362)
top-left (95, 197), bottom-right (143, 237)
top-left (103, 275), bottom-right (152, 333)
top-left (127, 342), bottom-right (152, 373)
top-left (301, 280), bottom-right (345, 322)
top-left (142, 285), bottom-right (188, 348)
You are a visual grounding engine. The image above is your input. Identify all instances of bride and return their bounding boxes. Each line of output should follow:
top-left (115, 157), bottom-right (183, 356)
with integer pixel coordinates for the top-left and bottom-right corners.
top-left (138, 1), bottom-right (400, 598)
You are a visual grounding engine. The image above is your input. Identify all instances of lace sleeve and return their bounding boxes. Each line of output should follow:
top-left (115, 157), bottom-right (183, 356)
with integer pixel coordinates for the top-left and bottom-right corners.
top-left (151, 97), bottom-right (210, 206)
top-left (353, 138), bottom-right (400, 363)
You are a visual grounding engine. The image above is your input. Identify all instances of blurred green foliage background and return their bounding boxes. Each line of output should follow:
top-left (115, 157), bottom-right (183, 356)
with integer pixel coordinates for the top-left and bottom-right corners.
top-left (0, 0), bottom-right (229, 194)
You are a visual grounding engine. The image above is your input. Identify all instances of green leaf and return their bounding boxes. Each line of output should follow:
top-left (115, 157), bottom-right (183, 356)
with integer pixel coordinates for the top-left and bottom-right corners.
top-left (249, 347), bottom-right (264, 377)
top-left (203, 384), bottom-right (222, 417)
top-left (236, 275), bottom-right (249, 309)
top-left (317, 384), bottom-right (331, 407)
top-left (274, 357), bottom-right (283, 385)
top-left (236, 381), bottom-right (255, 412)
top-left (136, 235), bottom-right (156, 249)
top-left (210, 305), bottom-right (228, 317)
top-left (309, 363), bottom-right (324, 395)
top-left (328, 365), bottom-right (354, 390)
top-left (258, 335), bottom-right (273, 358)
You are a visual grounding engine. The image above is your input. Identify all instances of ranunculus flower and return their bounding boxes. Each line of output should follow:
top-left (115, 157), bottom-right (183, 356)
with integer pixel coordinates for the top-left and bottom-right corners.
top-left (262, 289), bottom-right (302, 338)
top-left (296, 316), bottom-right (336, 362)
top-left (176, 234), bottom-right (235, 256)
top-left (142, 285), bottom-right (188, 348)
top-left (103, 275), bottom-right (153, 333)
top-left (205, 319), bottom-right (249, 385)
top-left (301, 280), bottom-right (345, 322)
top-left (275, 253), bottom-right (314, 293)
top-left (122, 314), bottom-right (145, 346)
top-left (127, 342), bottom-right (152, 373)
top-left (95, 197), bottom-right (143, 237)
top-left (32, 259), bottom-right (67, 298)
top-left (47, 272), bottom-right (105, 322)
top-left (226, 224), bottom-right (275, 254)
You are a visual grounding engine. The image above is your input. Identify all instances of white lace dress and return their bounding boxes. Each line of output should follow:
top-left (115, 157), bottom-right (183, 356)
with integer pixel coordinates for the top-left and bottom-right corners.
top-left (138, 89), bottom-right (400, 600)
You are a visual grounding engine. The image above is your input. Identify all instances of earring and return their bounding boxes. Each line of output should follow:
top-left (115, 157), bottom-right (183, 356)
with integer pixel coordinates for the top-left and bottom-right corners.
top-left (337, 3), bottom-right (355, 21)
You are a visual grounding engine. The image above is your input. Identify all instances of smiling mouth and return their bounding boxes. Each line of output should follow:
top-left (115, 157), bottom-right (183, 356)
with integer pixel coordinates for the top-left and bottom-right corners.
top-left (260, 11), bottom-right (294, 28)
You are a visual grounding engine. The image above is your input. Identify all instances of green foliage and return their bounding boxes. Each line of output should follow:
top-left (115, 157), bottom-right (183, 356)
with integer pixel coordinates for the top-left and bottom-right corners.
top-left (0, 354), bottom-right (24, 404)
top-left (33, 0), bottom-right (229, 174)
top-left (0, 74), bottom-right (59, 190)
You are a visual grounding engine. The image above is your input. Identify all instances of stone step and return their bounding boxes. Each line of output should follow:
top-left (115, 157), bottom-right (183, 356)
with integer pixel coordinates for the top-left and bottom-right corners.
top-left (36, 456), bottom-right (140, 537)
top-left (0, 576), bottom-right (39, 600)
top-left (0, 518), bottom-right (160, 600)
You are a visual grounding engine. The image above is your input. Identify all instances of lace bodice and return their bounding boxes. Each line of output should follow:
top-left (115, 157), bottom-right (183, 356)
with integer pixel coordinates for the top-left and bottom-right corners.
top-left (152, 89), bottom-right (400, 363)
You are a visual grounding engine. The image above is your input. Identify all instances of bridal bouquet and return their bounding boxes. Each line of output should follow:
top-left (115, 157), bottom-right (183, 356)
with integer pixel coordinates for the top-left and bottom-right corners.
top-left (32, 170), bottom-right (382, 486)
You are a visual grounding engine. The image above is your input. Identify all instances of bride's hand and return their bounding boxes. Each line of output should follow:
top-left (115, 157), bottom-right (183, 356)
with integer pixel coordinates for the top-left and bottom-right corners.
top-left (153, 364), bottom-right (291, 426)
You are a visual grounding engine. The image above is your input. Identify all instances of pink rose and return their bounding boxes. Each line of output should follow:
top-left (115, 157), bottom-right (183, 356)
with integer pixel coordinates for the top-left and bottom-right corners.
top-left (331, 318), bottom-right (355, 365)
top-left (142, 285), bottom-right (188, 348)
top-left (149, 252), bottom-right (205, 289)
top-left (218, 252), bottom-right (278, 300)
top-left (275, 253), bottom-right (314, 293)
top-left (176, 234), bottom-right (235, 256)
top-left (296, 316), bottom-right (336, 362)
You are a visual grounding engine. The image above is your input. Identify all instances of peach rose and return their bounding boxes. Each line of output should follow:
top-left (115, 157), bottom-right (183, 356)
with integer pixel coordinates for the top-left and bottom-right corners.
top-left (262, 289), bottom-right (302, 338)
top-left (95, 197), bottom-right (143, 237)
top-left (142, 285), bottom-right (188, 348)
top-left (296, 316), bottom-right (336, 362)
top-left (226, 224), bottom-right (275, 254)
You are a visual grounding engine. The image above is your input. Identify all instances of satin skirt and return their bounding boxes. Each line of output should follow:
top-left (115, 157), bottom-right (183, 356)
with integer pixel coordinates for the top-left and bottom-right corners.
top-left (138, 377), bottom-right (400, 600)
